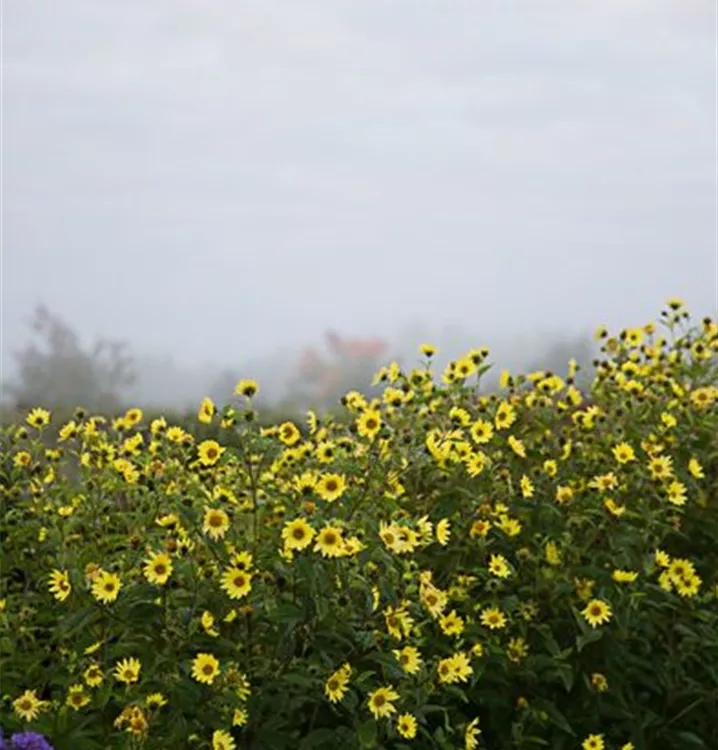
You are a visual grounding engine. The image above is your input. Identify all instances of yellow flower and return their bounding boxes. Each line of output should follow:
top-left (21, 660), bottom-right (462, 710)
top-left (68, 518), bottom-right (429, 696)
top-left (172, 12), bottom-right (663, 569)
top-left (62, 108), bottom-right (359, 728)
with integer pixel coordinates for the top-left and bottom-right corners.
top-left (488, 554), bottom-right (511, 579)
top-left (212, 729), bottom-right (236, 750)
top-left (66, 684), bottom-right (90, 711)
top-left (545, 541), bottom-right (561, 566)
top-left (324, 663), bottom-right (352, 703)
top-left (581, 599), bottom-right (612, 628)
top-left (612, 570), bottom-right (638, 584)
top-left (220, 567), bottom-right (253, 600)
top-left (191, 653), bottom-right (220, 685)
top-left (470, 419), bottom-right (493, 444)
top-left (278, 421), bottom-right (301, 446)
top-left (315, 473), bottom-right (347, 502)
top-left (666, 480), bottom-right (687, 506)
top-left (203, 507), bottom-right (230, 540)
top-left (123, 407), bottom-right (143, 427)
top-left (91, 570), bottom-right (122, 604)
top-left (197, 440), bottom-right (225, 466)
top-left (591, 673), bottom-right (608, 692)
top-left (314, 526), bottom-right (345, 558)
top-left (26, 407), bottom-right (51, 428)
top-left (654, 548), bottom-right (671, 568)
top-left (146, 692), bottom-right (168, 709)
top-left (197, 397), bottom-right (216, 424)
top-left (508, 436), bottom-right (526, 458)
top-left (282, 518), bottom-right (315, 551)
top-left (507, 636), bottom-right (529, 663)
top-left (437, 651), bottom-right (473, 684)
top-left (582, 735), bottom-right (605, 750)
top-left (436, 518), bottom-right (451, 546)
top-left (83, 663), bottom-right (104, 687)
top-left (13, 689), bottom-right (47, 721)
top-left (234, 379), bottom-right (259, 397)
top-left (114, 657), bottom-right (141, 684)
top-left (440, 610), bottom-right (465, 637)
top-left (143, 552), bottom-right (173, 585)
top-left (48, 569), bottom-right (72, 602)
top-left (520, 475), bottom-right (534, 498)
top-left (201, 611), bottom-right (220, 637)
top-left (480, 607), bottom-right (507, 630)
top-left (393, 646), bottom-right (422, 675)
top-left (367, 685), bottom-right (399, 719)
top-left (357, 409), bottom-right (382, 439)
top-left (232, 708), bottom-right (249, 726)
top-left (420, 344), bottom-right (436, 357)
top-left (612, 442), bottom-right (636, 464)
top-left (688, 458), bottom-right (705, 479)
top-left (494, 401), bottom-right (516, 430)
top-left (465, 718), bottom-right (481, 750)
top-left (397, 713), bottom-right (418, 739)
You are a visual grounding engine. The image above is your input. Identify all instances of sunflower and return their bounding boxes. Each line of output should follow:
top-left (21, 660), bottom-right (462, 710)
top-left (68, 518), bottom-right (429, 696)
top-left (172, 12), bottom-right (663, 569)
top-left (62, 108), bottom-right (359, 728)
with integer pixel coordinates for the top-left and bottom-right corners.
top-left (470, 419), bottom-right (493, 444)
top-left (397, 713), bottom-right (417, 739)
top-left (488, 554), bottom-right (510, 579)
top-left (313, 526), bottom-right (345, 558)
top-left (356, 409), bottom-right (382, 439)
top-left (143, 552), bottom-right (173, 585)
top-left (197, 440), bottom-right (225, 466)
top-left (591, 673), bottom-right (608, 692)
top-left (123, 407), bottom-right (143, 427)
top-left (581, 599), bottom-right (612, 628)
top-left (480, 606), bottom-right (507, 630)
top-left (66, 684), bottom-right (90, 710)
top-left (191, 653), bottom-right (221, 685)
top-left (91, 570), bottom-right (122, 604)
top-left (220, 567), bottom-right (252, 600)
top-left (367, 685), bottom-right (399, 719)
top-left (439, 610), bottom-right (465, 637)
top-left (197, 397), bottom-right (216, 424)
top-left (465, 718), bottom-right (481, 750)
top-left (582, 735), bottom-right (605, 750)
top-left (48, 569), bottom-right (72, 601)
top-left (494, 401), bottom-right (516, 430)
top-left (612, 569), bottom-right (638, 584)
top-left (315, 473), bottom-right (347, 502)
top-left (520, 475), bottom-right (534, 498)
top-left (612, 442), bottom-right (635, 464)
top-left (507, 637), bottom-right (529, 663)
top-left (234, 379), bottom-right (259, 397)
top-left (436, 518), bottom-right (451, 546)
top-left (393, 646), bottom-right (422, 675)
top-left (324, 663), bottom-right (352, 703)
top-left (508, 436), bottom-right (526, 458)
top-left (281, 518), bottom-right (315, 551)
top-left (13, 689), bottom-right (46, 721)
top-left (232, 708), bottom-right (249, 726)
top-left (212, 729), bottom-right (236, 750)
top-left (203, 507), bottom-right (230, 539)
top-left (145, 692), bottom-right (168, 709)
top-left (114, 657), bottom-right (141, 684)
top-left (26, 407), bottom-right (51, 428)
top-left (278, 421), bottom-right (301, 446)
top-left (83, 664), bottom-right (104, 688)
top-left (666, 480), bottom-right (687, 506)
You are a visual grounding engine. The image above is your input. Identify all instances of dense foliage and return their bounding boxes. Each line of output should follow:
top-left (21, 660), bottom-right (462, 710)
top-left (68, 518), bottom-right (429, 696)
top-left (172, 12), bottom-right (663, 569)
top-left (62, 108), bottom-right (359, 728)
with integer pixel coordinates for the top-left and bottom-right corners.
top-left (1, 300), bottom-right (717, 750)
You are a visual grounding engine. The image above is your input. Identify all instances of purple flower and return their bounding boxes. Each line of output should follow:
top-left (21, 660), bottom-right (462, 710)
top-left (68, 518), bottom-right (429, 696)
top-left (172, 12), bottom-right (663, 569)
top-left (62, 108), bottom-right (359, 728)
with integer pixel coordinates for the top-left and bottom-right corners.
top-left (9, 733), bottom-right (54, 750)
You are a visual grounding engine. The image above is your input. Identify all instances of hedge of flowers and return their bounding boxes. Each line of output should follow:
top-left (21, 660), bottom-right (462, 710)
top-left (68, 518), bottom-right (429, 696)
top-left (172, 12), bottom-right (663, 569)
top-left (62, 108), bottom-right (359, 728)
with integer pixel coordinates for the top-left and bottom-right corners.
top-left (1, 299), bottom-right (717, 750)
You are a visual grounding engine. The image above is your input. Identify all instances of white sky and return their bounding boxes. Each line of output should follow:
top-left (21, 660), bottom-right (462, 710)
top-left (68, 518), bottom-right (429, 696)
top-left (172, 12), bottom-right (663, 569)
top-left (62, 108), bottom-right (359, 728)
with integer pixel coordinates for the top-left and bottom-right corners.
top-left (2, 1), bottom-right (717, 387)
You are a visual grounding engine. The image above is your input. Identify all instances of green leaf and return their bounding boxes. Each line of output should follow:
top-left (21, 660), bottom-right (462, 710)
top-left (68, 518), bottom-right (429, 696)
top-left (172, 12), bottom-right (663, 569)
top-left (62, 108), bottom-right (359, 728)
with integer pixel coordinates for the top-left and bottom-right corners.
top-left (356, 718), bottom-right (378, 748)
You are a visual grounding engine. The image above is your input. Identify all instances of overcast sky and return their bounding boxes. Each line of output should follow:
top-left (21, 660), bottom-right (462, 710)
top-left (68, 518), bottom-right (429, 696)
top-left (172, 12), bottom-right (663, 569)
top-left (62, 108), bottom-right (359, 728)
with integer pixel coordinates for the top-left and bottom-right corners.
top-left (2, 1), bottom-right (717, 381)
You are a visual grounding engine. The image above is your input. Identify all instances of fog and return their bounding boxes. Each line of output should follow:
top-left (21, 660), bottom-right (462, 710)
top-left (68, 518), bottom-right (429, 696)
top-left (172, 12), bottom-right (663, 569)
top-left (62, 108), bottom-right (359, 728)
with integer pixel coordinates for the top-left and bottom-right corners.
top-left (2, 1), bottom-right (716, 412)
